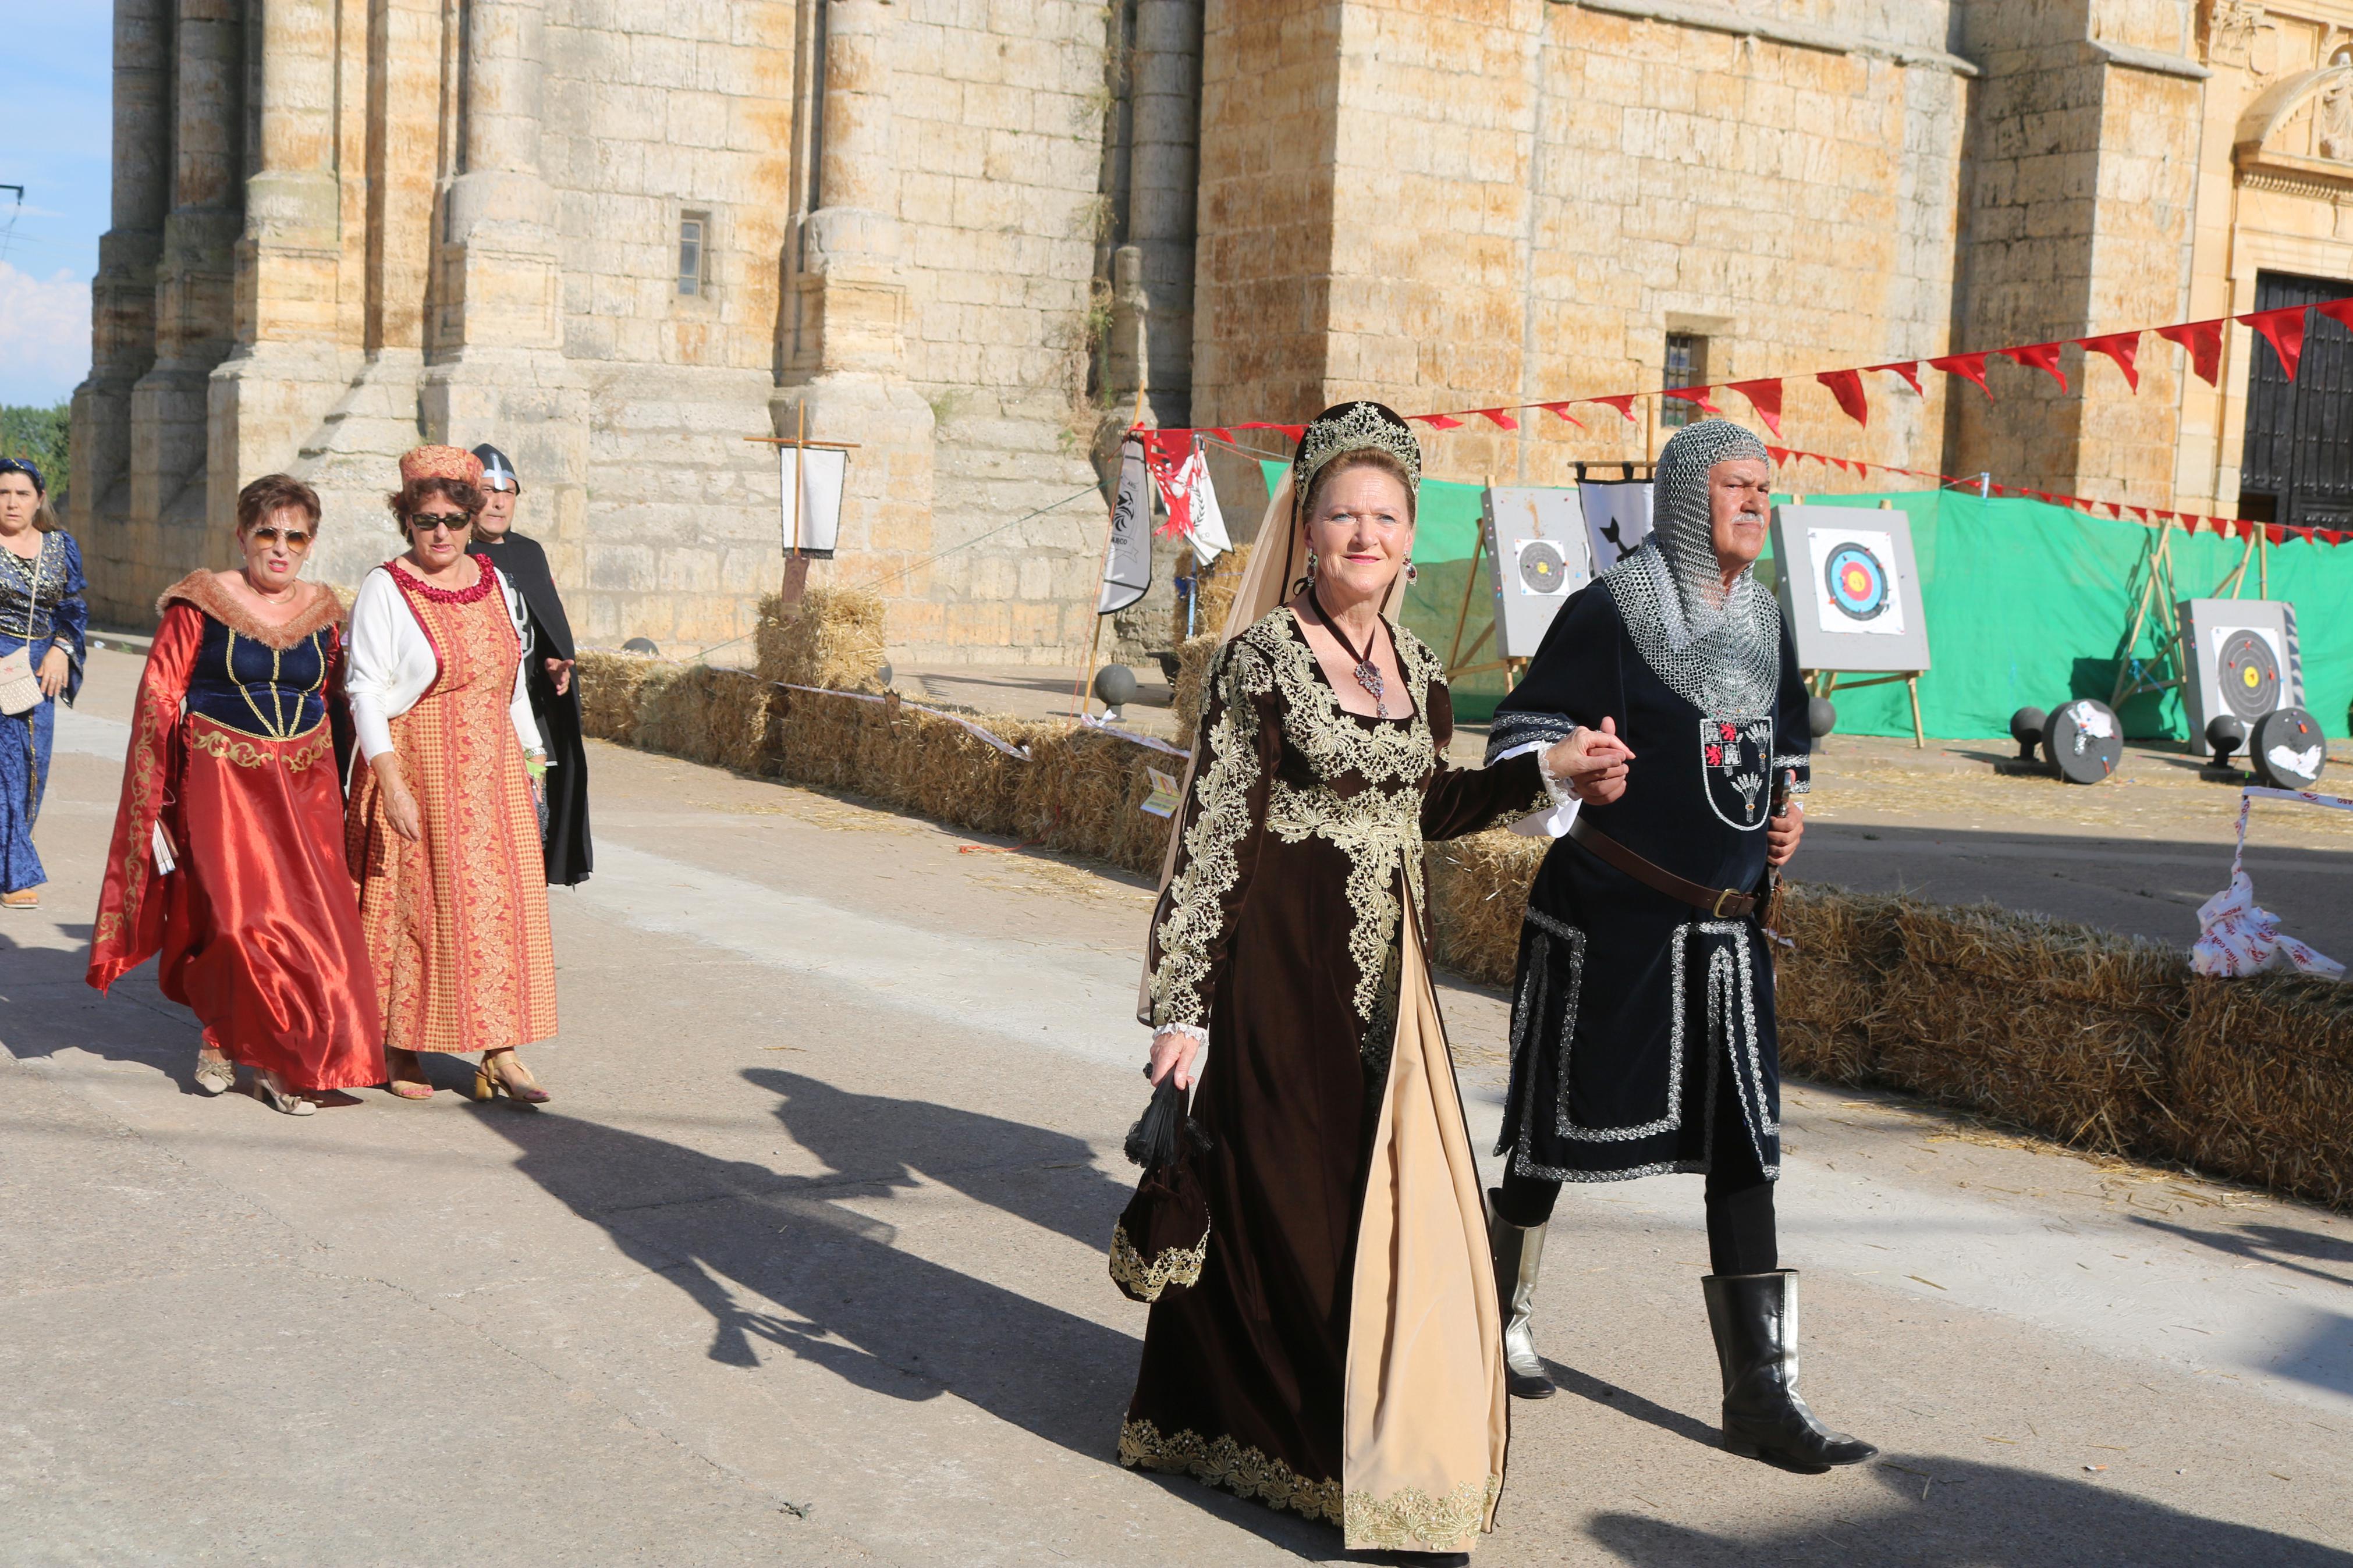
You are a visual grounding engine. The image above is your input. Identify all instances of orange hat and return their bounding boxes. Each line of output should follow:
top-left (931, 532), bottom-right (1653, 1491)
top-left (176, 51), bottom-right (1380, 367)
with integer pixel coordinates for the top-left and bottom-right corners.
top-left (398, 445), bottom-right (484, 486)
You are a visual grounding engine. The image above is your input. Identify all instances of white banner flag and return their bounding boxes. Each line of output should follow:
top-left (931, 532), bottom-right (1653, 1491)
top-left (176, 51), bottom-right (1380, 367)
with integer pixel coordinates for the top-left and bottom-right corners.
top-left (1099, 438), bottom-right (1152, 615)
top-left (1183, 449), bottom-right (1230, 564)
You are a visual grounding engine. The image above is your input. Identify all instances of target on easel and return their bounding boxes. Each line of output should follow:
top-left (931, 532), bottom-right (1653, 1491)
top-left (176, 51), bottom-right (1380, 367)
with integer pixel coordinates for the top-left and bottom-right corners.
top-left (1822, 541), bottom-right (1893, 623)
top-left (2178, 600), bottom-right (2304, 759)
top-left (2216, 630), bottom-right (2282, 722)
top-left (1517, 537), bottom-right (1571, 596)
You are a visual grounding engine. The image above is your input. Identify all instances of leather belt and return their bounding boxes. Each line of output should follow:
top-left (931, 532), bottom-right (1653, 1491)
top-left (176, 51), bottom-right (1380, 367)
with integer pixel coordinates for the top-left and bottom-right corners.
top-left (1568, 815), bottom-right (1756, 919)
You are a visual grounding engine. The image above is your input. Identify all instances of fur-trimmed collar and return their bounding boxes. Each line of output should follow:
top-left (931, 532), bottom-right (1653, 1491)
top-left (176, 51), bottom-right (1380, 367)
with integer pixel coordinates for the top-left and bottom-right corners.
top-left (157, 571), bottom-right (344, 649)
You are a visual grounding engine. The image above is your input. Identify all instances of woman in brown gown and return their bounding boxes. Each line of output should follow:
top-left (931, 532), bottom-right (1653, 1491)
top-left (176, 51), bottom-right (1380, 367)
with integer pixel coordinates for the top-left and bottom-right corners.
top-left (345, 446), bottom-right (557, 1103)
top-left (1120, 403), bottom-right (1631, 1555)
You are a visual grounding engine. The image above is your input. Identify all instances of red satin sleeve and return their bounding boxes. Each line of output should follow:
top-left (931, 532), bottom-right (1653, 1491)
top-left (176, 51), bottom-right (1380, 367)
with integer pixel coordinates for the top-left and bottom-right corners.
top-left (87, 605), bottom-right (203, 992)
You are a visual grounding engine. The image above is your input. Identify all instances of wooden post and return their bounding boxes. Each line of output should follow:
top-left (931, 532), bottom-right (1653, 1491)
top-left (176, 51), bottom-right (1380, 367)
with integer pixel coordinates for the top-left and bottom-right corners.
top-left (1905, 674), bottom-right (1925, 749)
top-left (782, 401), bottom-right (810, 603)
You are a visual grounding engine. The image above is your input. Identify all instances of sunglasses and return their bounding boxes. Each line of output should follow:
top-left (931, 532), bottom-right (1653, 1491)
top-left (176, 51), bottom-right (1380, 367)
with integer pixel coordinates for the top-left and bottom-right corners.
top-left (249, 525), bottom-right (314, 552)
top-left (409, 511), bottom-right (472, 534)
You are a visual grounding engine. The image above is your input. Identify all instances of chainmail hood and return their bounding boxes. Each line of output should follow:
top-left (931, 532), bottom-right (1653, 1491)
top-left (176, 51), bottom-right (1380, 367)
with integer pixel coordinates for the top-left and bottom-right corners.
top-left (1602, 418), bottom-right (1783, 720)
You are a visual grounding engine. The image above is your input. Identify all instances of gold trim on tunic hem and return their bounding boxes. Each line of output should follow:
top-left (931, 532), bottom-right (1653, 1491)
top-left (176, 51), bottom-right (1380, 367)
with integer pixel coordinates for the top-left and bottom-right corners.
top-left (1117, 1418), bottom-right (1343, 1526)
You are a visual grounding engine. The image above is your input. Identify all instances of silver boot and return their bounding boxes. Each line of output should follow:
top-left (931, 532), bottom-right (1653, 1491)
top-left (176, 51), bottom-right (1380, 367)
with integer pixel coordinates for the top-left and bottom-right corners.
top-left (1488, 1198), bottom-right (1555, 1399)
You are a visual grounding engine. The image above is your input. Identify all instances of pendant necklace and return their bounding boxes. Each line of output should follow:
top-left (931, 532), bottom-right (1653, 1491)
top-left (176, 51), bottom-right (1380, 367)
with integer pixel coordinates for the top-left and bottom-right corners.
top-left (1310, 587), bottom-right (1388, 716)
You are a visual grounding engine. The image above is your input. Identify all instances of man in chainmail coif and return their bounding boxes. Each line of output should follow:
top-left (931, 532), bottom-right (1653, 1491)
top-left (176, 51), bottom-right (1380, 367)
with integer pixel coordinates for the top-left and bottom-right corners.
top-left (1480, 418), bottom-right (1876, 1470)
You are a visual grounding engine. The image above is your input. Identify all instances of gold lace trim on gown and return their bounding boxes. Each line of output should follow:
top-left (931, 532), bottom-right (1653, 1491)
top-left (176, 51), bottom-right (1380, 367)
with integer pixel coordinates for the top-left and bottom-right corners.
top-left (1106, 1221), bottom-right (1208, 1304)
top-left (1118, 1418), bottom-right (1343, 1525)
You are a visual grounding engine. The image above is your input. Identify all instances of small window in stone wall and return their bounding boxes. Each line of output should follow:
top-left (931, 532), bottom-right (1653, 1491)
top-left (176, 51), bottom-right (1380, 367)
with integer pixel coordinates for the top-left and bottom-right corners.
top-left (1662, 333), bottom-right (1707, 428)
top-left (678, 212), bottom-right (711, 297)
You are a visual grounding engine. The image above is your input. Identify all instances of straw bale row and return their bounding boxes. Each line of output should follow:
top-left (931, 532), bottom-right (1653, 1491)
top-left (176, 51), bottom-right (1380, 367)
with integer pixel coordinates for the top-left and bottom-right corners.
top-left (569, 656), bottom-right (2353, 1210)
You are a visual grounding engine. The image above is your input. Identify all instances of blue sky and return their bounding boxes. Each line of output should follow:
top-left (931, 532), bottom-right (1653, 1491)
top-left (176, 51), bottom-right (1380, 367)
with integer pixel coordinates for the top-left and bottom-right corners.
top-left (2, 3), bottom-right (112, 406)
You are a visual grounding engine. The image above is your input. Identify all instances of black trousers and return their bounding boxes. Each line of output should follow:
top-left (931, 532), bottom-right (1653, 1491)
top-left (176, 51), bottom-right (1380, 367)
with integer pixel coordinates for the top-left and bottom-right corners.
top-left (1493, 1065), bottom-right (1777, 1277)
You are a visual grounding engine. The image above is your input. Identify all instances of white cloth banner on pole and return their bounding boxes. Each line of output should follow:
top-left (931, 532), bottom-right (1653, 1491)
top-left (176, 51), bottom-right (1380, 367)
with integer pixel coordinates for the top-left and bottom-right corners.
top-left (1099, 436), bottom-right (1153, 615)
top-left (780, 445), bottom-right (849, 558)
top-left (1184, 447), bottom-right (1230, 564)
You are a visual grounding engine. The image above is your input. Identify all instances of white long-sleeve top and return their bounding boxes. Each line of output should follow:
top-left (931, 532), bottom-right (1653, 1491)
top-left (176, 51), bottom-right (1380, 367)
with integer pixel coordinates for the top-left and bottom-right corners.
top-left (346, 560), bottom-right (541, 763)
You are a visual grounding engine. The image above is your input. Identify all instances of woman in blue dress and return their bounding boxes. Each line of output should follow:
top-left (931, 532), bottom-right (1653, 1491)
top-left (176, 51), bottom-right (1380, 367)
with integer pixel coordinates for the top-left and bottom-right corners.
top-left (0, 457), bottom-right (87, 910)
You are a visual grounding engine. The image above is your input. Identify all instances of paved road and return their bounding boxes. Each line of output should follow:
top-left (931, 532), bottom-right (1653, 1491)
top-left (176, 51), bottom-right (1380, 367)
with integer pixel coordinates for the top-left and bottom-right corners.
top-left (4, 648), bottom-right (2351, 1566)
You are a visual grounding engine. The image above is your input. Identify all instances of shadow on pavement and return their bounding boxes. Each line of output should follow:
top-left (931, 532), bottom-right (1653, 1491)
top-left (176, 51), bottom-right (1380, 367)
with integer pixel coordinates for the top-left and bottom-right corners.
top-left (1584, 1453), bottom-right (2352, 1567)
top-left (0, 932), bottom-right (222, 1093)
top-left (466, 1064), bottom-right (1336, 1559)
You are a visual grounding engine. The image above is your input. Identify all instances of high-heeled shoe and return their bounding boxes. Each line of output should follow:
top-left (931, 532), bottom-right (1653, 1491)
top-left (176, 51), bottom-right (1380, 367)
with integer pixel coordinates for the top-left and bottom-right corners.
top-left (194, 1050), bottom-right (236, 1096)
top-left (472, 1050), bottom-right (551, 1105)
top-left (253, 1071), bottom-right (317, 1117)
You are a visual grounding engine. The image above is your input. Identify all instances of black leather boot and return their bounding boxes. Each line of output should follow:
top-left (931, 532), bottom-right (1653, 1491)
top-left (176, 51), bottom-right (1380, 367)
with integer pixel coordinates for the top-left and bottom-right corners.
top-left (1702, 1270), bottom-right (1877, 1470)
top-left (1488, 1194), bottom-right (1555, 1399)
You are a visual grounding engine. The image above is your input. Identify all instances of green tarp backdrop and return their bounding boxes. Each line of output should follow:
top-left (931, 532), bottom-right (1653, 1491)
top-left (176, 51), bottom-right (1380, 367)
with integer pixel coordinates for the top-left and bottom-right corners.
top-left (1259, 463), bottom-right (2353, 737)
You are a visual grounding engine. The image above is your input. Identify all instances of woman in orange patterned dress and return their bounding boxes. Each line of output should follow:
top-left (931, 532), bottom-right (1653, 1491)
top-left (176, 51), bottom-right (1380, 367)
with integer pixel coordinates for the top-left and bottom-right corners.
top-left (346, 446), bottom-right (558, 1104)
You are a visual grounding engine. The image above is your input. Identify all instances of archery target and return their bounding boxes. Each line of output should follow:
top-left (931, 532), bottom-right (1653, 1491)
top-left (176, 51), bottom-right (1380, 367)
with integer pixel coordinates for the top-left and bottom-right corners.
top-left (2253, 706), bottom-right (2327, 789)
top-left (1803, 527), bottom-right (1907, 637)
top-left (2178, 600), bottom-right (2302, 759)
top-left (2215, 629), bottom-right (2283, 722)
top-left (1517, 537), bottom-right (1571, 596)
top-left (1823, 541), bottom-right (1891, 621)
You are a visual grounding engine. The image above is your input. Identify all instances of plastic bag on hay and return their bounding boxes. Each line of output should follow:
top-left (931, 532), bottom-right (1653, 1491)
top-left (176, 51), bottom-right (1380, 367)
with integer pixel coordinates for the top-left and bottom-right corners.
top-left (1107, 1075), bottom-right (1213, 1304)
top-left (2191, 870), bottom-right (2343, 978)
top-left (2192, 792), bottom-right (2344, 979)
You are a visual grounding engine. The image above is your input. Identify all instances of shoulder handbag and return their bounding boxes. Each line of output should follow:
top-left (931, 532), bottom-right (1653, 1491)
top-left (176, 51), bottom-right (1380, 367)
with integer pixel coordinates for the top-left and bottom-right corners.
top-left (0, 647), bottom-right (36, 718)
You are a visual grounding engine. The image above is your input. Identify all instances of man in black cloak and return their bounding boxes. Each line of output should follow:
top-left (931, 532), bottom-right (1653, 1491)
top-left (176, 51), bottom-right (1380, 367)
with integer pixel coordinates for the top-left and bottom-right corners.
top-left (1482, 418), bottom-right (1874, 1470)
top-left (471, 443), bottom-right (592, 886)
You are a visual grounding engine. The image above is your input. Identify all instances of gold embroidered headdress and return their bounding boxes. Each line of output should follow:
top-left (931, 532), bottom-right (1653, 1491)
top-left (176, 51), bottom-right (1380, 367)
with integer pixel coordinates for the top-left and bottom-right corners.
top-left (1289, 400), bottom-right (1422, 500)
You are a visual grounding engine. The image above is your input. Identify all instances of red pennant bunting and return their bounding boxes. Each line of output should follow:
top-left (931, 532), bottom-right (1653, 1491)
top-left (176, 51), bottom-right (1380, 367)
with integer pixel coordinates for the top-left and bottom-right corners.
top-left (2076, 331), bottom-right (2142, 391)
top-left (2154, 319), bottom-right (2224, 386)
top-left (2317, 298), bottom-right (2353, 335)
top-left (2242, 305), bottom-right (2309, 381)
top-left (1414, 413), bottom-right (1465, 429)
top-left (1867, 361), bottom-right (1925, 395)
top-left (1663, 385), bottom-right (1721, 415)
top-left (2001, 342), bottom-right (2070, 392)
top-left (1478, 408), bottom-right (1519, 431)
top-left (1727, 379), bottom-right (1784, 436)
top-left (1536, 402), bottom-right (1584, 427)
top-left (2267, 522), bottom-right (2288, 545)
top-left (2130, 506), bottom-right (2150, 522)
top-left (1815, 369), bottom-right (1869, 427)
top-left (1585, 396), bottom-right (1638, 422)
top-left (1929, 353), bottom-right (1993, 399)
top-left (2106, 502), bottom-right (2123, 518)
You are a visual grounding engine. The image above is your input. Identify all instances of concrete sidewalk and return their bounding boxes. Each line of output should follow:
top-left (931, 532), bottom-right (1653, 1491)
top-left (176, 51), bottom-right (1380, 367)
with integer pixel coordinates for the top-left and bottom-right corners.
top-left (3, 646), bottom-right (2350, 1566)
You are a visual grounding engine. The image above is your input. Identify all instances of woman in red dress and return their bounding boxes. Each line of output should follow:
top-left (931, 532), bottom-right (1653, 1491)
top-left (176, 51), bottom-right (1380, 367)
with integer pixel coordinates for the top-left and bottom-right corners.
top-left (88, 474), bottom-right (385, 1114)
top-left (345, 445), bottom-right (557, 1103)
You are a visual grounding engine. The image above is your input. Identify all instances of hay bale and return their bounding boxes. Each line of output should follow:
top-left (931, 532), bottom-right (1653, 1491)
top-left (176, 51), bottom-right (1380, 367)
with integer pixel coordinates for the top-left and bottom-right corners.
top-left (574, 650), bottom-right (680, 742)
top-left (1424, 831), bottom-right (1545, 987)
top-left (635, 666), bottom-right (778, 774)
top-left (1169, 633), bottom-right (1220, 745)
top-left (1190, 542), bottom-right (1254, 639)
top-left (756, 584), bottom-right (888, 691)
top-left (1014, 725), bottom-right (1174, 876)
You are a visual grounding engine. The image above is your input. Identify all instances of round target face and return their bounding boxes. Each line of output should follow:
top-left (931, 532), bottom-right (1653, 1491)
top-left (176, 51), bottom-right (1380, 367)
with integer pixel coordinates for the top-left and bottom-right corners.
top-left (2216, 631), bottom-right (2282, 722)
top-left (2253, 706), bottom-right (2327, 790)
top-left (1517, 539), bottom-right (1569, 596)
top-left (1822, 541), bottom-right (1890, 621)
